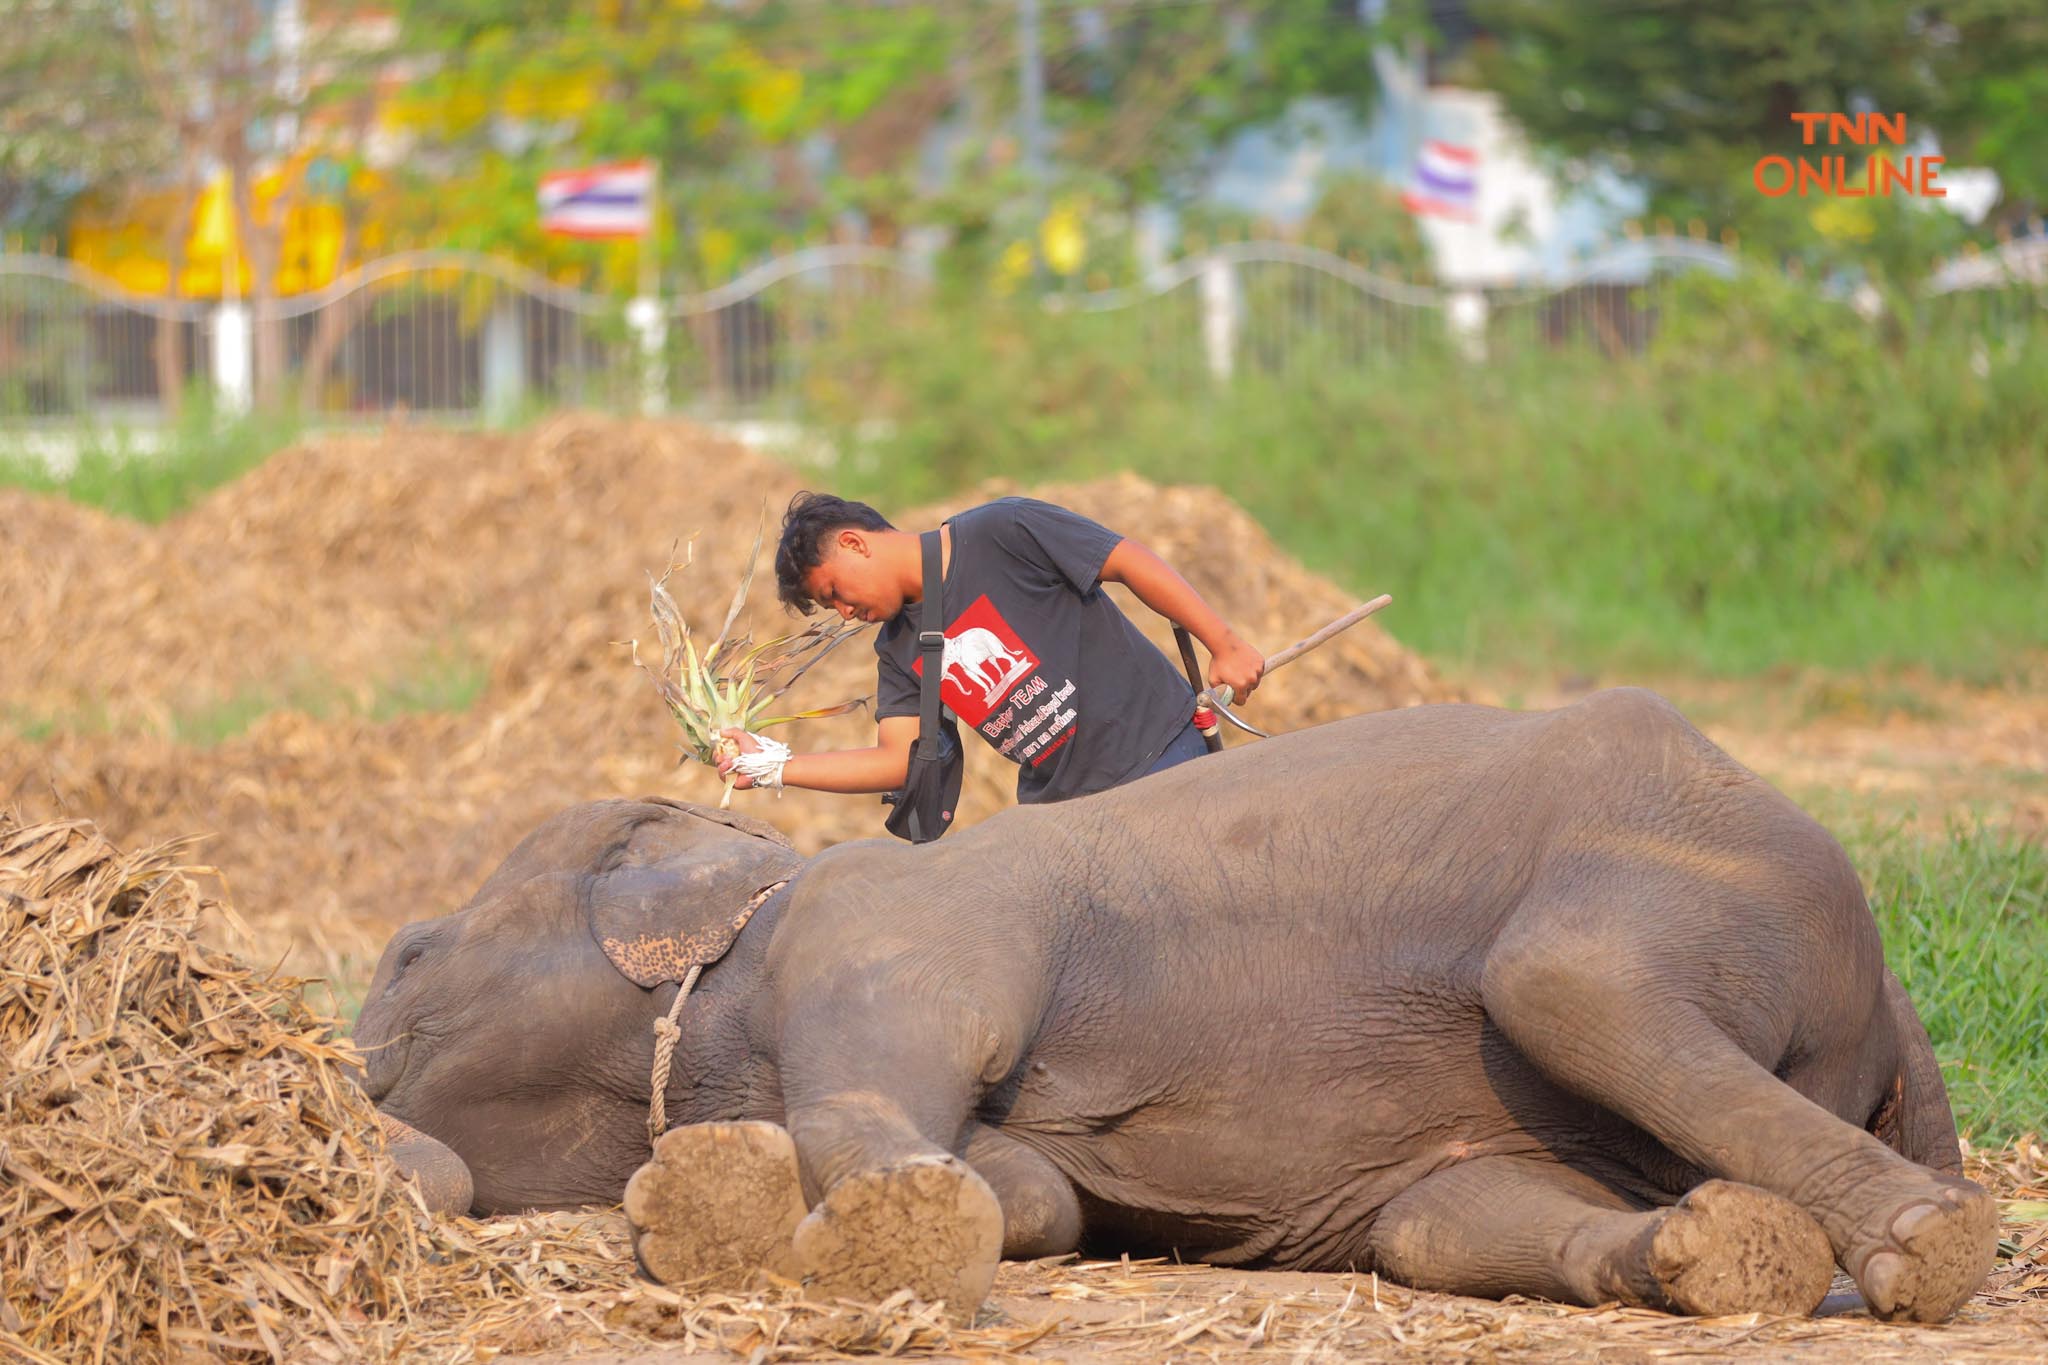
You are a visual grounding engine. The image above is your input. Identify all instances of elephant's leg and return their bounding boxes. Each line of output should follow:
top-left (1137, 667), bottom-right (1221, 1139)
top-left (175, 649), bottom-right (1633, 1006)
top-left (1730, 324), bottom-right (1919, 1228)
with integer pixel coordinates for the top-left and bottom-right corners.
top-left (1481, 921), bottom-right (1996, 1322)
top-left (960, 1122), bottom-right (1083, 1259)
top-left (1368, 1156), bottom-right (1833, 1315)
top-left (775, 1000), bottom-right (1004, 1317)
top-left (625, 1120), bottom-right (808, 1287)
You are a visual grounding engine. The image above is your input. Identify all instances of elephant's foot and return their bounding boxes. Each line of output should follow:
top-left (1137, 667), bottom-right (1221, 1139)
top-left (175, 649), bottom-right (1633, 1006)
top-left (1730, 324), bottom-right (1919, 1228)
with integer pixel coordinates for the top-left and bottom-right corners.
top-left (625, 1120), bottom-right (807, 1287)
top-left (791, 1154), bottom-right (1002, 1320)
top-left (1845, 1176), bottom-right (1997, 1323)
top-left (1624, 1180), bottom-right (1833, 1317)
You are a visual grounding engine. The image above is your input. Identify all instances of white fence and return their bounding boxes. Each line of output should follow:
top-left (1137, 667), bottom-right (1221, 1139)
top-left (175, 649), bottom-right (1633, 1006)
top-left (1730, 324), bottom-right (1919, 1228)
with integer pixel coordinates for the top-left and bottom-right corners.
top-left (2, 236), bottom-right (2042, 427)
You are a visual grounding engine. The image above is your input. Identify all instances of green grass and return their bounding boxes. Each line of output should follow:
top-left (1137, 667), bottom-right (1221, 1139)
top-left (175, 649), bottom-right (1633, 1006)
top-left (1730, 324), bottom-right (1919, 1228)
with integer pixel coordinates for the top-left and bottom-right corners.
top-left (1850, 823), bottom-right (2048, 1142)
top-left (363, 645), bottom-right (492, 723)
top-left (7, 642), bottom-right (491, 745)
top-left (0, 392), bottom-right (303, 522)
top-left (804, 272), bottom-right (2048, 681)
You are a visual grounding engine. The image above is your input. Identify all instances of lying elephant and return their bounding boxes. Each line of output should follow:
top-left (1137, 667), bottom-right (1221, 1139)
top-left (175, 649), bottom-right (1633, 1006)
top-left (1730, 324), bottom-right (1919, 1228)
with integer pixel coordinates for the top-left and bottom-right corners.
top-left (355, 689), bottom-right (1994, 1323)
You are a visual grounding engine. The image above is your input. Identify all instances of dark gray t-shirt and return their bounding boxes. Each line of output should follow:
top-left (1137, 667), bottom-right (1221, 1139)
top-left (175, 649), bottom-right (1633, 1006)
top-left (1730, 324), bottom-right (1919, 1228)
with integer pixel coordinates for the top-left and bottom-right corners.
top-left (875, 498), bottom-right (1194, 804)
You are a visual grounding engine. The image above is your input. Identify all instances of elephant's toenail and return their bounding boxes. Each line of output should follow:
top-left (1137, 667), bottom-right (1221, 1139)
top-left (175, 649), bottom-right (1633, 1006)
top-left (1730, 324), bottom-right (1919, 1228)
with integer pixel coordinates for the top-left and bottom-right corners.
top-left (1861, 1251), bottom-right (1905, 1312)
top-left (1890, 1202), bottom-right (1940, 1246)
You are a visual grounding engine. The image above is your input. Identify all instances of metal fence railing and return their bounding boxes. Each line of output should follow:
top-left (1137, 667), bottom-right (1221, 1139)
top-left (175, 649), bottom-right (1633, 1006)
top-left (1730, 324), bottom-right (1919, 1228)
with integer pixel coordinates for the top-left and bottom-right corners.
top-left (0, 253), bottom-right (214, 422)
top-left (3, 236), bottom-right (2042, 427)
top-left (264, 250), bottom-right (644, 420)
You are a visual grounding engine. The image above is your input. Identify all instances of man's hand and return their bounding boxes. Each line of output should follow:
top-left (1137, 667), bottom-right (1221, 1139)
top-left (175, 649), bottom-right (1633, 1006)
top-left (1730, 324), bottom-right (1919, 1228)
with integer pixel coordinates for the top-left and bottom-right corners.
top-left (718, 727), bottom-right (762, 790)
top-left (706, 718), bottom-right (915, 796)
top-left (1100, 540), bottom-right (1265, 703)
top-left (1208, 635), bottom-right (1265, 700)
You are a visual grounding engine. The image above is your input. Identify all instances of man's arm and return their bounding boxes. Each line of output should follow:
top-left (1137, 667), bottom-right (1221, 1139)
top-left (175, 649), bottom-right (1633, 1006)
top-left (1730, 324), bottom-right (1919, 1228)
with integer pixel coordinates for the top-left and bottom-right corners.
top-left (1099, 539), bottom-right (1265, 698)
top-left (719, 715), bottom-right (918, 793)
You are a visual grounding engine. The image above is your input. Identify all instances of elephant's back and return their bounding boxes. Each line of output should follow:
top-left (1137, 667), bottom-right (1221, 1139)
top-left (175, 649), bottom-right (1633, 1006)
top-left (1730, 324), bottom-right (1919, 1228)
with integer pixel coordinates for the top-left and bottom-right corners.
top-left (1054, 687), bottom-right (1811, 914)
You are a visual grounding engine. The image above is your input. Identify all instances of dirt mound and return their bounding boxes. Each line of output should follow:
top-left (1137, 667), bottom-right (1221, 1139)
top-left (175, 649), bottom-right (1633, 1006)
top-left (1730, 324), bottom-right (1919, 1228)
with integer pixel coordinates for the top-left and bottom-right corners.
top-left (0, 417), bottom-right (796, 727)
top-left (1, 414), bottom-right (1454, 976)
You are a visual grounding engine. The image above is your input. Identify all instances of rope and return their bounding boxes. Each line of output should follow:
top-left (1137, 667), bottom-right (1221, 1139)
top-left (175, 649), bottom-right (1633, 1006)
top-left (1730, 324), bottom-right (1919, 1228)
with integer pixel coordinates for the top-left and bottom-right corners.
top-left (647, 964), bottom-right (702, 1145)
top-left (644, 879), bottom-right (788, 1148)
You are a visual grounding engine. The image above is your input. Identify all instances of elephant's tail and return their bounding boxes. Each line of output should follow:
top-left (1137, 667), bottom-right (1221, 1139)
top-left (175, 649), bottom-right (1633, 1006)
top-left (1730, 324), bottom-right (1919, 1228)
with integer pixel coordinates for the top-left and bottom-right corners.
top-left (1870, 970), bottom-right (1964, 1175)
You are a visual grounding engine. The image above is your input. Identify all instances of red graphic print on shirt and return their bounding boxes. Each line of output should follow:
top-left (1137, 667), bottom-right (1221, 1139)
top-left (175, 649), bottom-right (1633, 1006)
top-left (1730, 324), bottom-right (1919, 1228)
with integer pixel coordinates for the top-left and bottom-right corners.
top-left (911, 594), bottom-right (1042, 726)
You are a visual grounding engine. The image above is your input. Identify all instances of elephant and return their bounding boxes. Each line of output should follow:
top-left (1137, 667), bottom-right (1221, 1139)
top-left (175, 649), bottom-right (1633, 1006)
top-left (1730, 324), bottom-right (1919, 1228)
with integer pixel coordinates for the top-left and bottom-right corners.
top-left (355, 689), bottom-right (1995, 1324)
top-left (940, 626), bottom-right (1033, 705)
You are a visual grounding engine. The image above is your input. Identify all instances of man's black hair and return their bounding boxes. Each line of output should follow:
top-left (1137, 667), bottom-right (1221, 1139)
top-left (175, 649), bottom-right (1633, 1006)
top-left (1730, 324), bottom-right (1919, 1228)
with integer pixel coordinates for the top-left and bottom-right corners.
top-left (774, 491), bottom-right (894, 612)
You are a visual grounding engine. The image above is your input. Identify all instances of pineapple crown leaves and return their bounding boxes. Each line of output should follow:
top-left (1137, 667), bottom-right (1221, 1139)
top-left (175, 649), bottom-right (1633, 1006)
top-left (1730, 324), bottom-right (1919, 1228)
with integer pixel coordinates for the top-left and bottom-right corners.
top-left (627, 513), bottom-right (873, 784)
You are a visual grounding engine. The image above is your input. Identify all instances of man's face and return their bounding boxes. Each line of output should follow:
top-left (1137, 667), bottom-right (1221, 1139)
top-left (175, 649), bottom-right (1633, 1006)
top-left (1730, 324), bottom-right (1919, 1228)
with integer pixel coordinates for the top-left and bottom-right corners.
top-left (801, 531), bottom-right (903, 625)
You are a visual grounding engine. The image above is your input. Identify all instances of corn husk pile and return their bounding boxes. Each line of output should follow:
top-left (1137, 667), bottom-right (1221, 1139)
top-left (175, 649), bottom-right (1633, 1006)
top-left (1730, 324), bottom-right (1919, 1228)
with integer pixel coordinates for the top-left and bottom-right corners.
top-left (0, 813), bottom-right (452, 1362)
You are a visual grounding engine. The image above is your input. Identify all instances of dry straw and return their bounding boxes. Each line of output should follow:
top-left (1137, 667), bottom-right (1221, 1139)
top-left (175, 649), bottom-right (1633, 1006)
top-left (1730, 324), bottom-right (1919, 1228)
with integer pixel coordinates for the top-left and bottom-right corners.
top-left (0, 814), bottom-right (458, 1362)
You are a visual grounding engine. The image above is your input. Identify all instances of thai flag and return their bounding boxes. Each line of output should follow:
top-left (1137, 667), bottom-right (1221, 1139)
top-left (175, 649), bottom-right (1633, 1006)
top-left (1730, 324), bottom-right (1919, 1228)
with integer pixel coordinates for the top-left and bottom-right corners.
top-left (538, 161), bottom-right (654, 238)
top-left (1401, 140), bottom-right (1478, 222)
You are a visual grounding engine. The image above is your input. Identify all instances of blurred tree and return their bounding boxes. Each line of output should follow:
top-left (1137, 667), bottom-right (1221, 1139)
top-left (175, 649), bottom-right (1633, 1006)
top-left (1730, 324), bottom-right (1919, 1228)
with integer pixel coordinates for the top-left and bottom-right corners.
top-left (1300, 173), bottom-right (1431, 274)
top-left (0, 0), bottom-right (200, 408)
top-left (0, 0), bottom-right (373, 409)
top-left (1465, 0), bottom-right (2048, 246)
top-left (934, 1), bottom-right (1415, 289)
top-left (1041, 0), bottom-right (1399, 203)
top-left (1930, 6), bottom-right (2048, 208)
top-left (0, 1), bottom-right (166, 237)
top-left (380, 1), bottom-right (1412, 289)
top-left (379, 0), bottom-right (967, 288)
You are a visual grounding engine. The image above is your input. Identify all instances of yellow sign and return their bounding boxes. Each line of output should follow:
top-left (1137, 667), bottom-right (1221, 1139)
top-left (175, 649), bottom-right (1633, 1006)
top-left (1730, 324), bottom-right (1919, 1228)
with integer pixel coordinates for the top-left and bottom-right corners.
top-left (68, 159), bottom-right (353, 298)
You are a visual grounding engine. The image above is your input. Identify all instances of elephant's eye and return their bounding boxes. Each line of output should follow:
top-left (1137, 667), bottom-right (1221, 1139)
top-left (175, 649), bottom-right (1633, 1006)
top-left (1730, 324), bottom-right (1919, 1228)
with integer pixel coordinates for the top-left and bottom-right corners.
top-left (392, 941), bottom-right (428, 984)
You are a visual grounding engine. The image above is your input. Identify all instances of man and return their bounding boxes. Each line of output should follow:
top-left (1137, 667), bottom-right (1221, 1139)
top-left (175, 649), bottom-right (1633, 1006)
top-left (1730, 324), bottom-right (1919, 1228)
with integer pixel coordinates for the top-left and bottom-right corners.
top-left (718, 491), bottom-right (1263, 808)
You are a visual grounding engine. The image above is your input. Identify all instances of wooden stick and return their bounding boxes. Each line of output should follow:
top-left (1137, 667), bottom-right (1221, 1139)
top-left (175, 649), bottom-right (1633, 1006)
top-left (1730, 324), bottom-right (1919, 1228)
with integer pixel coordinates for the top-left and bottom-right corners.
top-left (1265, 594), bottom-right (1393, 674)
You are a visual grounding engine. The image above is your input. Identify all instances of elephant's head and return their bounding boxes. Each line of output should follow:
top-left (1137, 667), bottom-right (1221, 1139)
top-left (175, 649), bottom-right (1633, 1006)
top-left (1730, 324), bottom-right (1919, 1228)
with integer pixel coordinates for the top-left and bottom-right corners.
top-left (353, 797), bottom-right (802, 1214)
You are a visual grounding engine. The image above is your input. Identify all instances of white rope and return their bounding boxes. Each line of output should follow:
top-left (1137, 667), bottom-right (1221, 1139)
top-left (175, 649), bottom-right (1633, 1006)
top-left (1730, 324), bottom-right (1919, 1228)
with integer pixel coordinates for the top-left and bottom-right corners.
top-left (729, 734), bottom-right (793, 790)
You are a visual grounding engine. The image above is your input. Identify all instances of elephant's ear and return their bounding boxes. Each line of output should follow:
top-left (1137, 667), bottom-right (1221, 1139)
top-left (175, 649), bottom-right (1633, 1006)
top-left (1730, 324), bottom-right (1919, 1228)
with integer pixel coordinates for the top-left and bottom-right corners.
top-left (583, 799), bottom-right (802, 988)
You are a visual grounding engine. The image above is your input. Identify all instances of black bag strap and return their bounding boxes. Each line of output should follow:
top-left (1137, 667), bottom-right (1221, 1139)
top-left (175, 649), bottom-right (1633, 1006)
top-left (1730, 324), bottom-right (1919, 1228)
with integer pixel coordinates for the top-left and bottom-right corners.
top-left (914, 528), bottom-right (945, 759)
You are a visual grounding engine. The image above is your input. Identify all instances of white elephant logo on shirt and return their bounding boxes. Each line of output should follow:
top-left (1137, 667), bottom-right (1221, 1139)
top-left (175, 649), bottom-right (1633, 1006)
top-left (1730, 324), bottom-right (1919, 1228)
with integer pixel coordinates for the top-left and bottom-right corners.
top-left (942, 627), bottom-right (1035, 705)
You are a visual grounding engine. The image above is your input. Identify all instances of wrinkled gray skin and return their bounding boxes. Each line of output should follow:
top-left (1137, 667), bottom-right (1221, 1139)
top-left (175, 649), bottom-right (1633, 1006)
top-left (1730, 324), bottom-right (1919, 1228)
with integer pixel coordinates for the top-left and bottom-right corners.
top-left (358, 690), bottom-right (1982, 1315)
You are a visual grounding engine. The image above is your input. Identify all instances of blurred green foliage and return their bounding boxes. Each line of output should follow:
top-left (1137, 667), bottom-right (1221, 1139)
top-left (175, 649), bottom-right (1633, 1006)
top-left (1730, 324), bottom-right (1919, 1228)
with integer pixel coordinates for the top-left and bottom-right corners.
top-left (802, 270), bottom-right (2047, 680)
top-left (1468, 0), bottom-right (2048, 254)
top-left (375, 0), bottom-right (954, 286)
top-left (375, 0), bottom-right (1405, 291)
top-left (1298, 174), bottom-right (1434, 275)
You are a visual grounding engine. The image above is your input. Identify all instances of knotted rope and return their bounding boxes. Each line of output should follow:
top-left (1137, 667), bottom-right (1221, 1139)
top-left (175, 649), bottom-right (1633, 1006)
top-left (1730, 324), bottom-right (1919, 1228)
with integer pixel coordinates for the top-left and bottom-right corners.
top-left (646, 962), bottom-right (702, 1145)
top-left (646, 880), bottom-right (787, 1147)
